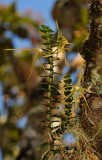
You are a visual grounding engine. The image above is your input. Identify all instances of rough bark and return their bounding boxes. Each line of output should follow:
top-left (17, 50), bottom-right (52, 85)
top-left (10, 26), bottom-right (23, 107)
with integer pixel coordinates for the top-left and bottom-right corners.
top-left (80, 0), bottom-right (102, 158)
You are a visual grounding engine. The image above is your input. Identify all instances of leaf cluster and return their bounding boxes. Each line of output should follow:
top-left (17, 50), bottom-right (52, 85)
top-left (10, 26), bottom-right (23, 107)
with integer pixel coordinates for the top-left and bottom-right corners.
top-left (37, 25), bottom-right (74, 160)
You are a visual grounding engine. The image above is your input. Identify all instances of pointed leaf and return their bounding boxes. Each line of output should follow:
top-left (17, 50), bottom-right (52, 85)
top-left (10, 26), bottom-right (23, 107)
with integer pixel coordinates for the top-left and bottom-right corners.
top-left (36, 142), bottom-right (49, 151)
top-left (41, 150), bottom-right (50, 160)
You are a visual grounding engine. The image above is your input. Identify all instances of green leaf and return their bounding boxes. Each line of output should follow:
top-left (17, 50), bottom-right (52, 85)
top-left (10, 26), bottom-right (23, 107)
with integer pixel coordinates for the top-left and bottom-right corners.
top-left (36, 142), bottom-right (49, 151)
top-left (40, 75), bottom-right (49, 77)
top-left (64, 91), bottom-right (71, 96)
top-left (41, 35), bottom-right (50, 40)
top-left (40, 29), bottom-right (47, 33)
top-left (51, 120), bottom-right (60, 123)
top-left (51, 126), bottom-right (59, 130)
top-left (41, 150), bottom-right (50, 160)
top-left (51, 100), bottom-right (61, 103)
top-left (42, 48), bottom-right (52, 52)
top-left (41, 25), bottom-right (49, 30)
top-left (48, 28), bottom-right (54, 33)
top-left (64, 73), bottom-right (70, 78)
top-left (64, 86), bottom-right (72, 90)
top-left (51, 114), bottom-right (63, 118)
top-left (54, 149), bottom-right (60, 154)
top-left (64, 79), bottom-right (72, 83)
top-left (45, 68), bottom-right (53, 71)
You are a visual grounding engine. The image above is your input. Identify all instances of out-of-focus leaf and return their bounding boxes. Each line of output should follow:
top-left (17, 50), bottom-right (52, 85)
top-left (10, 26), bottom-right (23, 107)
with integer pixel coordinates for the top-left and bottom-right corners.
top-left (41, 150), bottom-right (50, 160)
top-left (36, 142), bottom-right (49, 151)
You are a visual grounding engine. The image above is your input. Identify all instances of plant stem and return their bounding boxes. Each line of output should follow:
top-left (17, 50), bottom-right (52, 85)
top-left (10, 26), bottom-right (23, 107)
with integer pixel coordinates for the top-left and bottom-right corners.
top-left (47, 36), bottom-right (54, 152)
top-left (65, 77), bottom-right (71, 123)
top-left (48, 55), bottom-right (53, 130)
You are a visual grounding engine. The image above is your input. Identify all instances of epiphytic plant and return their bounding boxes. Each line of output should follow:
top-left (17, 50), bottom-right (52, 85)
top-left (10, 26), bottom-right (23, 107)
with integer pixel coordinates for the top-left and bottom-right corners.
top-left (36, 25), bottom-right (74, 160)
top-left (1, 22), bottom-right (97, 160)
top-left (65, 63), bottom-right (97, 113)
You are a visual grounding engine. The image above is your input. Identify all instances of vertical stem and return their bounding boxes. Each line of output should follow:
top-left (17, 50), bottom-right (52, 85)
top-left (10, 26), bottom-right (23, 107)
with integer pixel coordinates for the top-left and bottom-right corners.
top-left (48, 55), bottom-right (54, 152)
top-left (47, 55), bottom-right (53, 130)
top-left (64, 74), bottom-right (72, 129)
top-left (47, 35), bottom-right (54, 152)
top-left (65, 77), bottom-right (70, 123)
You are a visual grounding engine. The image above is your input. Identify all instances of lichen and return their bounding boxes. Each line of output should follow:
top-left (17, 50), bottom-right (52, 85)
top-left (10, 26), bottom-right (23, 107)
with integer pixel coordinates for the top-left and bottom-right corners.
top-left (91, 68), bottom-right (102, 93)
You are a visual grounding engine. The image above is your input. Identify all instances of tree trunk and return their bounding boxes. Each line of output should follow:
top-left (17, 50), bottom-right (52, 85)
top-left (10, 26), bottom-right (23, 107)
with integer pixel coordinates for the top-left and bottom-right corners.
top-left (80, 0), bottom-right (102, 158)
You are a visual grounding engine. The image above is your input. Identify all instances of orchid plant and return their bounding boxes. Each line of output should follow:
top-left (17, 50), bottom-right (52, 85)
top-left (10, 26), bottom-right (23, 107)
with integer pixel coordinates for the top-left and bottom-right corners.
top-left (0, 21), bottom-right (96, 160)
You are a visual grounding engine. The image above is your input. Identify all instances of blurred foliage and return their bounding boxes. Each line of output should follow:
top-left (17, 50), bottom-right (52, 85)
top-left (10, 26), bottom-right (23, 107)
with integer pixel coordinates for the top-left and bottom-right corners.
top-left (0, 3), bottom-right (38, 34)
top-left (0, 2), bottom-right (40, 67)
top-left (0, 2), bottom-right (43, 160)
